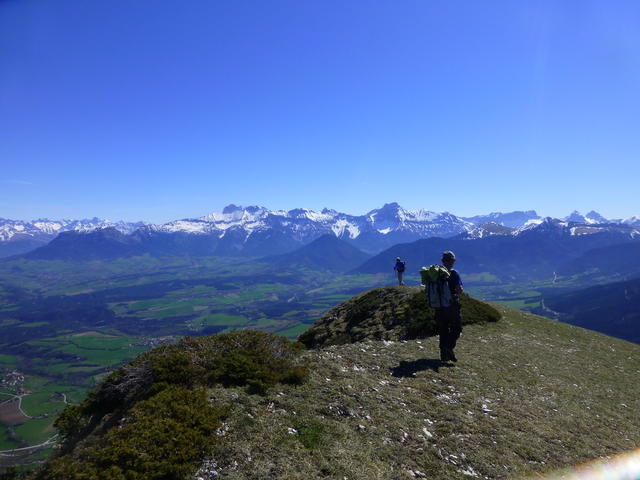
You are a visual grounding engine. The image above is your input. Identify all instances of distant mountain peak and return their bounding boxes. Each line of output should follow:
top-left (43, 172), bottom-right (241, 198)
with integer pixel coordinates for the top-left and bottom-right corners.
top-left (262, 232), bottom-right (370, 272)
top-left (381, 202), bottom-right (401, 209)
top-left (565, 211), bottom-right (586, 223)
top-left (222, 204), bottom-right (243, 214)
top-left (624, 216), bottom-right (640, 226)
top-left (585, 210), bottom-right (607, 223)
top-left (566, 210), bottom-right (610, 225)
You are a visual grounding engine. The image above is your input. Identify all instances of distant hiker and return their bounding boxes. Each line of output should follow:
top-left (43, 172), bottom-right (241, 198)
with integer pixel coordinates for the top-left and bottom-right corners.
top-left (420, 251), bottom-right (463, 362)
top-left (394, 257), bottom-right (406, 285)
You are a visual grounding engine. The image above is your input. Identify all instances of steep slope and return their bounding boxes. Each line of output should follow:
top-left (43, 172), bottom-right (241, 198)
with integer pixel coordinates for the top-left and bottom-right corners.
top-left (0, 237), bottom-right (48, 258)
top-left (262, 234), bottom-right (371, 273)
top-left (557, 240), bottom-right (640, 280)
top-left (542, 277), bottom-right (640, 343)
top-left (31, 288), bottom-right (640, 480)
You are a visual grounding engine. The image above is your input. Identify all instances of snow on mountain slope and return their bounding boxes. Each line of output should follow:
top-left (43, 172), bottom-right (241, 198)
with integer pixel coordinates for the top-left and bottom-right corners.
top-left (463, 222), bottom-right (515, 239)
top-left (3, 206), bottom-right (639, 259)
top-left (462, 210), bottom-right (540, 228)
top-left (565, 210), bottom-right (612, 225)
top-left (515, 216), bottom-right (640, 238)
top-left (0, 218), bottom-right (144, 242)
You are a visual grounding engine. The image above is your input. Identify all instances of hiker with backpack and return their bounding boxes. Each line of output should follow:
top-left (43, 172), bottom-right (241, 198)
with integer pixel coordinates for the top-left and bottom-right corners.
top-left (394, 257), bottom-right (406, 286)
top-left (420, 251), bottom-right (464, 362)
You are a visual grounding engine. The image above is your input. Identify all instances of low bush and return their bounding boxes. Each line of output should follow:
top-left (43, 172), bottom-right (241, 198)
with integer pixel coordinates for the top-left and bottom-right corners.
top-left (39, 387), bottom-right (227, 480)
top-left (77, 330), bottom-right (307, 419)
top-left (34, 330), bottom-right (308, 479)
top-left (403, 292), bottom-right (500, 338)
top-left (300, 286), bottom-right (501, 348)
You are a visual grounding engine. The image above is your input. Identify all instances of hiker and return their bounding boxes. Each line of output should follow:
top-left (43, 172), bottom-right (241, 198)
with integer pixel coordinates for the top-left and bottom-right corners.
top-left (421, 251), bottom-right (463, 362)
top-left (394, 257), bottom-right (406, 285)
top-left (436, 251), bottom-right (463, 362)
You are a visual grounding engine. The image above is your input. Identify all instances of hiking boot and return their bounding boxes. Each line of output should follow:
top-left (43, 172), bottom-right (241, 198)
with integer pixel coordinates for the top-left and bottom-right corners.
top-left (448, 349), bottom-right (458, 362)
top-left (440, 349), bottom-right (449, 362)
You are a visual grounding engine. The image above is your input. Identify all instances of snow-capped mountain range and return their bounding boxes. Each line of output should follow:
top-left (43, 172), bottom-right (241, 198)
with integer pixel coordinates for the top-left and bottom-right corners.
top-left (2, 205), bottom-right (639, 258)
top-left (155, 203), bottom-right (471, 245)
top-left (0, 217), bottom-right (145, 242)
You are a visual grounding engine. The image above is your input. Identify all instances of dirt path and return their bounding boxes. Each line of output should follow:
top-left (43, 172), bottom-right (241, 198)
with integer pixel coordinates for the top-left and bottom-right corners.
top-left (0, 434), bottom-right (59, 455)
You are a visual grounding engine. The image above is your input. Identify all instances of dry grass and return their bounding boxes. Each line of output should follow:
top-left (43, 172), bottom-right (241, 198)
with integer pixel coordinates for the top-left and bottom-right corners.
top-left (196, 306), bottom-right (640, 480)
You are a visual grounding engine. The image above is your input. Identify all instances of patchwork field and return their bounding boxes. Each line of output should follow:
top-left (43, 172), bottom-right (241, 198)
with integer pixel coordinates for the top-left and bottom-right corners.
top-left (0, 396), bottom-right (29, 426)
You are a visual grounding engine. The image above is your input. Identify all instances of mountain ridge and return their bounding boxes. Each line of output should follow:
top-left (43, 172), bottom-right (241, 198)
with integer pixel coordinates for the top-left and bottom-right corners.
top-left (542, 277), bottom-right (640, 343)
top-left (261, 234), bottom-right (371, 273)
top-left (4, 206), bottom-right (640, 259)
top-left (29, 288), bottom-right (640, 479)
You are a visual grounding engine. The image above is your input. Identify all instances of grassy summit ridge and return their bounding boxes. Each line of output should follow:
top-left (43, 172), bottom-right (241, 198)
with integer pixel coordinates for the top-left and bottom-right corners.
top-left (194, 305), bottom-right (640, 479)
top-left (299, 286), bottom-right (501, 347)
top-left (28, 289), bottom-right (640, 479)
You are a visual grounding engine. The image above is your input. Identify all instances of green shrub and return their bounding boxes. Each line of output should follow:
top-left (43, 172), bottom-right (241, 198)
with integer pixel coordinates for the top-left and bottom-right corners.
top-left (300, 287), bottom-right (501, 348)
top-left (149, 349), bottom-right (208, 387)
top-left (209, 333), bottom-right (307, 393)
top-left (40, 386), bottom-right (227, 480)
top-left (53, 404), bottom-right (90, 448)
top-left (402, 292), bottom-right (501, 339)
top-left (78, 330), bottom-right (307, 418)
top-left (459, 293), bottom-right (502, 324)
top-left (36, 330), bottom-right (309, 479)
top-left (402, 289), bottom-right (437, 338)
top-left (0, 467), bottom-right (23, 480)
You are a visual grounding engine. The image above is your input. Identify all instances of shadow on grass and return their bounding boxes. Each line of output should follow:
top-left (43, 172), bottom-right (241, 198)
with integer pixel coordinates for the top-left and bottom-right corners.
top-left (390, 358), bottom-right (453, 377)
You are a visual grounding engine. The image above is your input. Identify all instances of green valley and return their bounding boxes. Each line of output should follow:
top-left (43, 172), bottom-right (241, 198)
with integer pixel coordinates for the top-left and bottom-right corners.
top-left (0, 253), bottom-right (637, 471)
top-left (0, 255), bottom-right (381, 469)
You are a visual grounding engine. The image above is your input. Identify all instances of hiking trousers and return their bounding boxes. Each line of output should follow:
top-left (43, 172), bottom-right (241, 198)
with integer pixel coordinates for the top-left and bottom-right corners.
top-left (435, 303), bottom-right (462, 352)
top-left (397, 271), bottom-right (405, 285)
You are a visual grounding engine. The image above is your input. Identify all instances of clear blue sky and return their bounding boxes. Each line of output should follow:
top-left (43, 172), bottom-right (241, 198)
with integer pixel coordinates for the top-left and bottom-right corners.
top-left (2, 0), bottom-right (639, 223)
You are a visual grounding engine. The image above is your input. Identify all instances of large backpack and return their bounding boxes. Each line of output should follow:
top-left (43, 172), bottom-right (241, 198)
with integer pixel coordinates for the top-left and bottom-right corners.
top-left (397, 261), bottom-right (406, 272)
top-left (420, 265), bottom-right (453, 308)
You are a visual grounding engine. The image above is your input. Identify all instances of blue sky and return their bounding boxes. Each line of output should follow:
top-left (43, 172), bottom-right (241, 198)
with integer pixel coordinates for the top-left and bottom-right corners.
top-left (1, 0), bottom-right (639, 223)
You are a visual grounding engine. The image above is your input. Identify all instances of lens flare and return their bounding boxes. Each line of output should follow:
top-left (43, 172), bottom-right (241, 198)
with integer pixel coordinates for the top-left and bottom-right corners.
top-left (527, 449), bottom-right (640, 480)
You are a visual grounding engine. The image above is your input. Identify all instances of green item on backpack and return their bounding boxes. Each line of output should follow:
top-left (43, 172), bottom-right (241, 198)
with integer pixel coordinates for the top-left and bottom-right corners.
top-left (421, 265), bottom-right (454, 308)
top-left (420, 265), bottom-right (450, 284)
